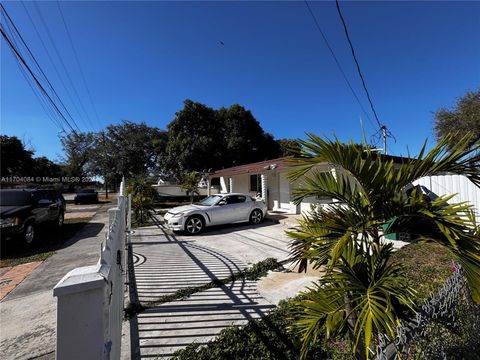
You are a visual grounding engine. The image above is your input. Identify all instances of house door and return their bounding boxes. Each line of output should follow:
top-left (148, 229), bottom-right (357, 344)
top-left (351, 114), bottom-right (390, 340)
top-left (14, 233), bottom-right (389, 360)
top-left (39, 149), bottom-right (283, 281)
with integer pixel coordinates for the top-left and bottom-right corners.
top-left (279, 174), bottom-right (291, 210)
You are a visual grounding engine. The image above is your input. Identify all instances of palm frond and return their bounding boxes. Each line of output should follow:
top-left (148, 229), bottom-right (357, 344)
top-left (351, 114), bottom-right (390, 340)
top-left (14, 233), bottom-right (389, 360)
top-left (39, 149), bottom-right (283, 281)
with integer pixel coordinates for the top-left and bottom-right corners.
top-left (294, 243), bottom-right (415, 359)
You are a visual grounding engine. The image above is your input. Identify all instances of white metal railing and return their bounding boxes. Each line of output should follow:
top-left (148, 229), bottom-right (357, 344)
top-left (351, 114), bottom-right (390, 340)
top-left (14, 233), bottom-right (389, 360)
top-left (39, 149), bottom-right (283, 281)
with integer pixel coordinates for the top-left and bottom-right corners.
top-left (53, 182), bottom-right (128, 360)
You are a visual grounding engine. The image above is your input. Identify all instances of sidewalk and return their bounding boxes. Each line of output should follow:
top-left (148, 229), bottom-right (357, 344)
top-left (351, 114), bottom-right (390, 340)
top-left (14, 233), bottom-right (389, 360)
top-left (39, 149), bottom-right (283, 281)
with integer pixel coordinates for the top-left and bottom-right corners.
top-left (0, 202), bottom-right (114, 360)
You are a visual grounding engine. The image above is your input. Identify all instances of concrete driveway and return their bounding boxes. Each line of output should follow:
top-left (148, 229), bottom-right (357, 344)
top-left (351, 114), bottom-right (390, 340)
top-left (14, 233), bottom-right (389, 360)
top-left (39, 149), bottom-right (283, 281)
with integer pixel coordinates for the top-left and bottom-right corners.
top-left (123, 217), bottom-right (319, 359)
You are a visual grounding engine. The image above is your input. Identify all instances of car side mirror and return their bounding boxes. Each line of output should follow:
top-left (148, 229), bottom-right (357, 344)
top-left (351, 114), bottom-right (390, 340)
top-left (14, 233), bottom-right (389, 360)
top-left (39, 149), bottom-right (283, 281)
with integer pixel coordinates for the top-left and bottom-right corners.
top-left (218, 200), bottom-right (227, 206)
top-left (38, 199), bottom-right (52, 207)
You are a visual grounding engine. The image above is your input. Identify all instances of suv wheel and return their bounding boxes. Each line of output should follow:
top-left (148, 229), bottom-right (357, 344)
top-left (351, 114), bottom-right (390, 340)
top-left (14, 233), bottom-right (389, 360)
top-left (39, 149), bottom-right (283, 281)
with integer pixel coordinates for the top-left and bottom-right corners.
top-left (57, 212), bottom-right (65, 227)
top-left (185, 216), bottom-right (204, 235)
top-left (250, 209), bottom-right (263, 224)
top-left (23, 223), bottom-right (35, 245)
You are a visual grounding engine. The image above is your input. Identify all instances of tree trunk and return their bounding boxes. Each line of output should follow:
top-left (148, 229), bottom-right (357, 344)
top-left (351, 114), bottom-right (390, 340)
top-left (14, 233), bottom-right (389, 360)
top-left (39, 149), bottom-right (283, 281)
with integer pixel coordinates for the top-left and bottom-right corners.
top-left (345, 294), bottom-right (367, 360)
top-left (105, 178), bottom-right (109, 199)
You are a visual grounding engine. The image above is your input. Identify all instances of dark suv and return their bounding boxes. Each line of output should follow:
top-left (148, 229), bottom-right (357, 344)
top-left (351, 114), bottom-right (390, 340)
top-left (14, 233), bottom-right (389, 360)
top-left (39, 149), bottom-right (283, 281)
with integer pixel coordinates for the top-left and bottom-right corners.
top-left (0, 189), bottom-right (66, 245)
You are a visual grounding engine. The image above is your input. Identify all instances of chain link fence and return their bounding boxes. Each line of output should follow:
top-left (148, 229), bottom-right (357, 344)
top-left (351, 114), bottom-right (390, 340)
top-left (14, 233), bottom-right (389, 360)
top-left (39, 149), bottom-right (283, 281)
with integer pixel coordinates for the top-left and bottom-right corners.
top-left (375, 265), bottom-right (480, 360)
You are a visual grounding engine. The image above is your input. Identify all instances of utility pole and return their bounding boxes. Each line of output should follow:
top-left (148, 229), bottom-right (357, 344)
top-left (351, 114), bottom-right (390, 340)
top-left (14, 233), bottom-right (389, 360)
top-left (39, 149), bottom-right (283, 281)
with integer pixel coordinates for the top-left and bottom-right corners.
top-left (382, 125), bottom-right (387, 155)
top-left (102, 131), bottom-right (108, 199)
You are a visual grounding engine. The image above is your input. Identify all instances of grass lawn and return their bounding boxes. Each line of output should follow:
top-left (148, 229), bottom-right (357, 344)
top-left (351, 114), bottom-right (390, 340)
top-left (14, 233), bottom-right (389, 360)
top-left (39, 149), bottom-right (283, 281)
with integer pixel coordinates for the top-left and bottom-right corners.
top-left (390, 241), bottom-right (455, 301)
top-left (0, 217), bottom-right (93, 268)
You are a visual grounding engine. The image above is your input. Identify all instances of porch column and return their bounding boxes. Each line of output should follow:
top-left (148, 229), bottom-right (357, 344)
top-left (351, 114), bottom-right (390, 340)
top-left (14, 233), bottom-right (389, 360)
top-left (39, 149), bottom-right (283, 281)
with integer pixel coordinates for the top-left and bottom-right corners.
top-left (261, 174), bottom-right (267, 202)
top-left (229, 177), bottom-right (234, 193)
top-left (207, 177), bottom-right (211, 196)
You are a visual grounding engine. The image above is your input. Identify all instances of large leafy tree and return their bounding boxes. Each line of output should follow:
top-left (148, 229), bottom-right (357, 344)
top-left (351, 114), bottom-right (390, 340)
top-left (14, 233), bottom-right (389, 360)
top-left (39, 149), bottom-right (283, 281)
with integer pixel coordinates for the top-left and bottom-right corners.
top-left (1, 135), bottom-right (62, 178)
top-left (161, 100), bottom-right (281, 178)
top-left (162, 100), bottom-right (220, 178)
top-left (99, 121), bottom-right (167, 179)
top-left (277, 138), bottom-right (301, 157)
top-left (287, 133), bottom-right (480, 359)
top-left (31, 156), bottom-right (62, 177)
top-left (434, 89), bottom-right (480, 147)
top-left (60, 132), bottom-right (96, 177)
top-left (86, 122), bottom-right (166, 194)
top-left (217, 104), bottom-right (280, 166)
top-left (1, 135), bottom-right (35, 176)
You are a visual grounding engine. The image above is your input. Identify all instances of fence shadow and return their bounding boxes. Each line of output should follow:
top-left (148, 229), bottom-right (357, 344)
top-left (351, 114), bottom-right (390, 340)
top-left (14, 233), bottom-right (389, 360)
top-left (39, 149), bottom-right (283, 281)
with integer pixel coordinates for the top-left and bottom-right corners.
top-left (128, 221), bottom-right (276, 359)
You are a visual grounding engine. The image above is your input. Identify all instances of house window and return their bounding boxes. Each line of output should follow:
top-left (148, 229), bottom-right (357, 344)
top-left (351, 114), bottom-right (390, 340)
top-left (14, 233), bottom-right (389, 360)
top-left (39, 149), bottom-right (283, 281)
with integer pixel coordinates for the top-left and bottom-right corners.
top-left (250, 174), bottom-right (261, 192)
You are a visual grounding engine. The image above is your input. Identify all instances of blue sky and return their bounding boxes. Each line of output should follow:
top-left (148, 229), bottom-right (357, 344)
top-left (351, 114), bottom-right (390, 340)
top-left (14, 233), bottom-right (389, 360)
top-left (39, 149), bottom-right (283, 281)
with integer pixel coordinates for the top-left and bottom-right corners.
top-left (2, 1), bottom-right (479, 161)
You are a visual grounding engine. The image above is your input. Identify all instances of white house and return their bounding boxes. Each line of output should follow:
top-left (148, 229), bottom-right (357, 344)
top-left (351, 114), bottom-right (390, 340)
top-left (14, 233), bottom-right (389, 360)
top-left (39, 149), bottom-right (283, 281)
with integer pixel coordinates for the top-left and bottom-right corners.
top-left (208, 157), bottom-right (338, 214)
top-left (208, 156), bottom-right (480, 217)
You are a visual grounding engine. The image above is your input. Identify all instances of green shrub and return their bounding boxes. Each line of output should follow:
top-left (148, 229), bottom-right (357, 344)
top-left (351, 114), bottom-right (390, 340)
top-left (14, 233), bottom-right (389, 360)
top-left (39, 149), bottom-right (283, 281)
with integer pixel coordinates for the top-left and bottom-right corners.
top-left (405, 291), bottom-right (480, 359)
top-left (171, 299), bottom-right (342, 360)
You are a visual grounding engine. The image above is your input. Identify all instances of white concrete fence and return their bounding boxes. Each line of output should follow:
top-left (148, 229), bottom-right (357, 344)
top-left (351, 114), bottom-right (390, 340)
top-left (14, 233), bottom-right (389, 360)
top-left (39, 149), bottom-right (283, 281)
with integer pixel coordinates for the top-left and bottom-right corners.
top-left (53, 182), bottom-right (130, 360)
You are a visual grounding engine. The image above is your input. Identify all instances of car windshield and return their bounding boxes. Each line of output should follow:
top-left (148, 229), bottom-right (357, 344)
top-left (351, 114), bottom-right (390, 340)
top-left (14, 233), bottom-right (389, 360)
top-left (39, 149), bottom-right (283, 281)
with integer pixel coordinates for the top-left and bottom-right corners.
top-left (79, 189), bottom-right (95, 193)
top-left (0, 191), bottom-right (33, 206)
top-left (197, 195), bottom-right (222, 206)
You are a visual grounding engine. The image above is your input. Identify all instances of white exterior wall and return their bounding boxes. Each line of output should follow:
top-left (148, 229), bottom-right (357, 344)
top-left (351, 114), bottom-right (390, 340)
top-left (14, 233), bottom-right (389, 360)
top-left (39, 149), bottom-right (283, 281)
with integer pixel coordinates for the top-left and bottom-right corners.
top-left (413, 174), bottom-right (480, 220)
top-left (153, 185), bottom-right (219, 197)
top-left (267, 173), bottom-right (277, 210)
top-left (220, 177), bottom-right (229, 193)
top-left (231, 174), bottom-right (251, 195)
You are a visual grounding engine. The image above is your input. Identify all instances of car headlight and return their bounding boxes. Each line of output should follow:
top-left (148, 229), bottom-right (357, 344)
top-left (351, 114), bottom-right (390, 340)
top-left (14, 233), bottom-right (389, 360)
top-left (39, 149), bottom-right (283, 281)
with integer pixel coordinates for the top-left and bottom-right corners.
top-left (171, 212), bottom-right (185, 218)
top-left (0, 217), bottom-right (21, 228)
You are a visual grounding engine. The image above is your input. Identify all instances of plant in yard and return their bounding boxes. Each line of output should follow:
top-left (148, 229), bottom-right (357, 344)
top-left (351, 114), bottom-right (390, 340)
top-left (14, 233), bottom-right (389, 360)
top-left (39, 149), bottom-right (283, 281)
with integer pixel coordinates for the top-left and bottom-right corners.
top-left (287, 133), bottom-right (480, 359)
top-left (127, 178), bottom-right (157, 225)
top-left (181, 171), bottom-right (202, 203)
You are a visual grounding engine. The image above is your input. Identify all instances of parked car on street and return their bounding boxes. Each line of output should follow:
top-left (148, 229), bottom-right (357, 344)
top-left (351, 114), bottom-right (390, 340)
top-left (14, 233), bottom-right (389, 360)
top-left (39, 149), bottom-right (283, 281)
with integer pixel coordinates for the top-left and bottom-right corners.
top-left (0, 189), bottom-right (66, 244)
top-left (74, 189), bottom-right (99, 204)
top-left (163, 193), bottom-right (267, 234)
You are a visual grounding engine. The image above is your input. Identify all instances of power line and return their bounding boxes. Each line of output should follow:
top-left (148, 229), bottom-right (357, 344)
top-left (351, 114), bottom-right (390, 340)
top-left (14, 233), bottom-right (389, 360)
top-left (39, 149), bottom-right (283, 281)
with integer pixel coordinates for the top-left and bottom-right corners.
top-left (33, 1), bottom-right (95, 132)
top-left (20, 1), bottom-right (87, 129)
top-left (1, 3), bottom-right (79, 131)
top-left (56, 1), bottom-right (101, 131)
top-left (335, 0), bottom-right (382, 129)
top-left (1, 25), bottom-right (77, 133)
top-left (2, 14), bottom-right (65, 131)
top-left (303, 0), bottom-right (378, 132)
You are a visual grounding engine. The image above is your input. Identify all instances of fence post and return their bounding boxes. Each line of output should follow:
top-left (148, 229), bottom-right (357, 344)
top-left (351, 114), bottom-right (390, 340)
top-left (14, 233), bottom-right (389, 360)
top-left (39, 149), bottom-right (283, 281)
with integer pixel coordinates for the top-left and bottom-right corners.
top-left (53, 266), bottom-right (107, 360)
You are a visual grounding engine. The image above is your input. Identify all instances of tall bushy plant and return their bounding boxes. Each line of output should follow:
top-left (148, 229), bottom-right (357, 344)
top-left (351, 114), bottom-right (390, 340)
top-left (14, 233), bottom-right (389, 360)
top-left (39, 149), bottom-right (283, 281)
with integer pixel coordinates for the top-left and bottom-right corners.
top-left (287, 133), bottom-right (480, 359)
top-left (127, 178), bottom-right (157, 225)
top-left (181, 171), bottom-right (202, 203)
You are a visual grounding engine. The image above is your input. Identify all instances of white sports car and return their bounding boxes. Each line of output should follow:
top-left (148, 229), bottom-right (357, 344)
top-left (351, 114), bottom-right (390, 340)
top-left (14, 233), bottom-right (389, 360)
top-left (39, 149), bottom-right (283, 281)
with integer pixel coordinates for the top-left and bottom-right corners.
top-left (163, 193), bottom-right (267, 234)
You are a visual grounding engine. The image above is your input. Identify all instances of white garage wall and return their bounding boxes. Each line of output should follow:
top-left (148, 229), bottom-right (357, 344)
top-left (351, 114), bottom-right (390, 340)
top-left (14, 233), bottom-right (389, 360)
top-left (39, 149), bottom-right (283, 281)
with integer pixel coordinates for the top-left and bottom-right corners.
top-left (267, 173), bottom-right (278, 210)
top-left (413, 174), bottom-right (480, 220)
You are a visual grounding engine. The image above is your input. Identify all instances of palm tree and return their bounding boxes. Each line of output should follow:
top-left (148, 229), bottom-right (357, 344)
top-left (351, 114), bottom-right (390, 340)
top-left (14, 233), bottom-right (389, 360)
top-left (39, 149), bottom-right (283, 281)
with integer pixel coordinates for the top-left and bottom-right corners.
top-left (287, 133), bottom-right (480, 359)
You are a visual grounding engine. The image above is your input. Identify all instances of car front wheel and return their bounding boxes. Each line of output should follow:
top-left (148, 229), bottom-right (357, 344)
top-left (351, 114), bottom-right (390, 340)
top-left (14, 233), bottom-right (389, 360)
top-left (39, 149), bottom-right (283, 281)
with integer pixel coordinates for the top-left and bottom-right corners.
top-left (57, 212), bottom-right (65, 227)
top-left (250, 209), bottom-right (263, 224)
top-left (185, 216), bottom-right (204, 235)
top-left (23, 222), bottom-right (35, 245)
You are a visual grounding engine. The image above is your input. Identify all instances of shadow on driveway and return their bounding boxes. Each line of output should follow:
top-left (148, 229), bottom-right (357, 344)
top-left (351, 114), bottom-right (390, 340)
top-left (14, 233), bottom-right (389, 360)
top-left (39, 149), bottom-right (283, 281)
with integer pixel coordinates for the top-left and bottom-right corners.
top-left (127, 220), bottom-right (276, 359)
top-left (1, 219), bottom-right (104, 267)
